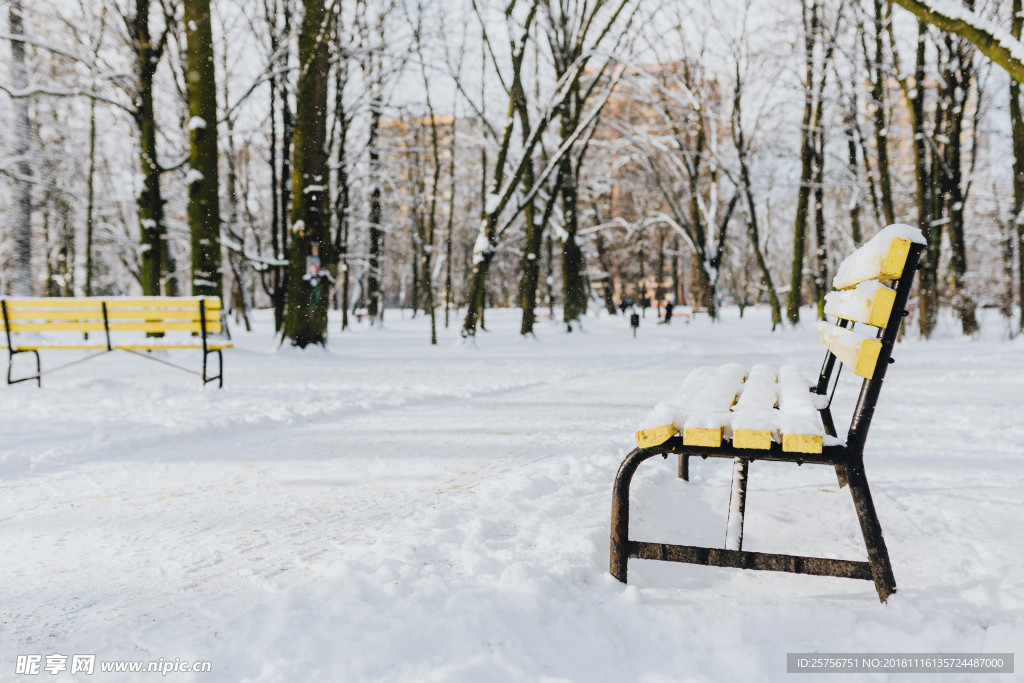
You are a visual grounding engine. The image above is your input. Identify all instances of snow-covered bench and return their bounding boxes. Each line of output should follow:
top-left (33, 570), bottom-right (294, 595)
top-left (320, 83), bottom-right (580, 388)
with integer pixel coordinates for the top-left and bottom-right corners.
top-left (1, 296), bottom-right (231, 387)
top-left (610, 224), bottom-right (926, 602)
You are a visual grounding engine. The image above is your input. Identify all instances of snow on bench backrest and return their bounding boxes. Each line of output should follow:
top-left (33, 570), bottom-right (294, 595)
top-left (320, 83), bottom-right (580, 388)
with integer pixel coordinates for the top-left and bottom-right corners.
top-left (823, 281), bottom-right (897, 329)
top-left (818, 322), bottom-right (883, 379)
top-left (832, 223), bottom-right (925, 290)
top-left (820, 224), bottom-right (924, 379)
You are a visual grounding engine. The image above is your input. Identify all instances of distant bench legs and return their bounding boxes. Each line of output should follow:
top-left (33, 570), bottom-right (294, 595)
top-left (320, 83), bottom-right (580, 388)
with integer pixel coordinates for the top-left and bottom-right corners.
top-left (202, 348), bottom-right (224, 388)
top-left (7, 348), bottom-right (41, 387)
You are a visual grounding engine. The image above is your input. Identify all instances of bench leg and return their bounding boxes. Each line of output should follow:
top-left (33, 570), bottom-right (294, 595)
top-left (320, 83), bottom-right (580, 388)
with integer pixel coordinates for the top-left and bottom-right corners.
top-left (610, 447), bottom-right (661, 583)
top-left (202, 349), bottom-right (224, 388)
top-left (678, 454), bottom-right (689, 481)
top-left (7, 349), bottom-right (41, 387)
top-left (835, 464), bottom-right (849, 489)
top-left (845, 457), bottom-right (897, 602)
top-left (725, 458), bottom-right (749, 551)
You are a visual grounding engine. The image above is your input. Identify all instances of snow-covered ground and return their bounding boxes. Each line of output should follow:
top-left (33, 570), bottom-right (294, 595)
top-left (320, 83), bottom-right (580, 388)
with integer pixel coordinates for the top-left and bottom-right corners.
top-left (2, 306), bottom-right (1021, 682)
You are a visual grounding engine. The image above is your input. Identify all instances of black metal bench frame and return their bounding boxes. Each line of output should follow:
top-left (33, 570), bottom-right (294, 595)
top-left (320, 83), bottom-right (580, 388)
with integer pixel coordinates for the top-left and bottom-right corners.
top-left (2, 298), bottom-right (226, 388)
top-left (610, 243), bottom-right (923, 602)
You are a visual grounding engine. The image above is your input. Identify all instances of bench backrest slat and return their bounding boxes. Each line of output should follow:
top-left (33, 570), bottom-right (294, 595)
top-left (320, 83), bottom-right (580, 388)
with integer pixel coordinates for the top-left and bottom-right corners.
top-left (832, 234), bottom-right (915, 290)
top-left (814, 223), bottom-right (925, 457)
top-left (819, 324), bottom-right (882, 379)
top-left (1, 297), bottom-right (223, 336)
top-left (823, 281), bottom-right (897, 328)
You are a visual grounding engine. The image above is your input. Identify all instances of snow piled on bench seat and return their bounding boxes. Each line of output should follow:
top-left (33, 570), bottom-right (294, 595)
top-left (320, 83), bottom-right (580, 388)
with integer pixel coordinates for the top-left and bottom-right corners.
top-left (636, 363), bottom-right (825, 446)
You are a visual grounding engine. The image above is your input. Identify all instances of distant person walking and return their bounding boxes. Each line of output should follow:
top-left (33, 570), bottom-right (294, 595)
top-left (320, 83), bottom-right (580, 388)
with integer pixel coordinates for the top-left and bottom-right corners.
top-left (660, 301), bottom-right (674, 325)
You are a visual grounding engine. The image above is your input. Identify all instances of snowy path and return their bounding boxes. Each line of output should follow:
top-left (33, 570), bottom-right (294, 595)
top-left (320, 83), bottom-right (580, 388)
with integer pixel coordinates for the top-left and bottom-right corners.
top-left (2, 308), bottom-right (1021, 681)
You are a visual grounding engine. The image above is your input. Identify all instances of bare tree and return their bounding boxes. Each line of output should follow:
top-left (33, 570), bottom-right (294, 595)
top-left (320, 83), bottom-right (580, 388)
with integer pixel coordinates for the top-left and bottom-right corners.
top-left (283, 0), bottom-right (333, 346)
top-left (183, 0), bottom-right (222, 298)
top-left (7, 0), bottom-right (32, 295)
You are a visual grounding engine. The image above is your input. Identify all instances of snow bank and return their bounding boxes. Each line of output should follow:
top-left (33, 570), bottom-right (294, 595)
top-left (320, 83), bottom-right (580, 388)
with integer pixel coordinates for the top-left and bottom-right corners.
top-left (3, 307), bottom-right (1022, 681)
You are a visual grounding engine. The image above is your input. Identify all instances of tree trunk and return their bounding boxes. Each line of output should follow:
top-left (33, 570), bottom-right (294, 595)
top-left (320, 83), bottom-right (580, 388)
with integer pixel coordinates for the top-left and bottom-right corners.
top-left (444, 113), bottom-right (456, 329)
top-left (844, 107), bottom-right (863, 246)
top-left (518, 159), bottom-right (542, 335)
top-left (592, 198), bottom-right (618, 316)
top-left (813, 124), bottom-right (827, 320)
top-left (134, 0), bottom-right (169, 297)
top-left (942, 32), bottom-right (978, 336)
top-left (869, 0), bottom-right (896, 226)
top-left (366, 107), bottom-right (383, 323)
top-left (787, 0), bottom-right (818, 324)
top-left (1012, 0), bottom-right (1024, 333)
top-left (560, 112), bottom-right (587, 329)
top-left (735, 119), bottom-right (782, 329)
top-left (332, 29), bottom-right (351, 332)
top-left (183, 0), bottom-right (222, 298)
top-left (283, 0), bottom-right (333, 346)
top-left (907, 21), bottom-right (940, 338)
top-left (221, 34), bottom-right (249, 331)
top-left (85, 92), bottom-right (97, 297)
top-left (7, 0), bottom-right (32, 295)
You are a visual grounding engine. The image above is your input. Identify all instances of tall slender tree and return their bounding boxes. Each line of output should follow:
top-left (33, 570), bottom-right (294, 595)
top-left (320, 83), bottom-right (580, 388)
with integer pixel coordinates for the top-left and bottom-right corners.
top-left (128, 0), bottom-right (176, 297)
top-left (544, 0), bottom-right (636, 331)
top-left (787, 0), bottom-right (841, 323)
top-left (1012, 0), bottom-right (1024, 333)
top-left (8, 0), bottom-right (32, 295)
top-left (282, 0), bottom-right (333, 346)
top-left (183, 0), bottom-right (222, 298)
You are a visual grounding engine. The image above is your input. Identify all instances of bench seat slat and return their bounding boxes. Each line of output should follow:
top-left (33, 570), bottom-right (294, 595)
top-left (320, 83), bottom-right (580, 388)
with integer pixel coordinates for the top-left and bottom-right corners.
top-left (680, 363), bottom-right (747, 447)
top-left (635, 364), bottom-right (825, 453)
top-left (731, 365), bottom-right (778, 450)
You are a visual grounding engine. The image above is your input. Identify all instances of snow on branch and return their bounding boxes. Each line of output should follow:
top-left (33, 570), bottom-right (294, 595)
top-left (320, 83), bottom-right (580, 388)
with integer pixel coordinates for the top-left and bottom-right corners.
top-left (0, 82), bottom-right (133, 114)
top-left (891, 0), bottom-right (1024, 83)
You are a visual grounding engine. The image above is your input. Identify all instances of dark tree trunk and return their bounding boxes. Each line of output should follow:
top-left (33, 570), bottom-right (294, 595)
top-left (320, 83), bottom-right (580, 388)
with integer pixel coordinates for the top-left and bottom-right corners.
top-left (8, 0), bottom-right (32, 295)
top-left (367, 107), bottom-right (383, 323)
top-left (1013, 0), bottom-right (1024, 333)
top-left (283, 0), bottom-right (333, 346)
top-left (133, 0), bottom-right (171, 297)
top-left (787, 0), bottom-right (819, 324)
top-left (184, 0), bottom-right (222, 298)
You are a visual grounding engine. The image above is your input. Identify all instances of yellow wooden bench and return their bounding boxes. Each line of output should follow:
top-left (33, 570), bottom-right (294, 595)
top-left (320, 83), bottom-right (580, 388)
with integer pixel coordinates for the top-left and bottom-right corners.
top-left (610, 224), bottom-right (926, 602)
top-left (1, 297), bottom-right (232, 387)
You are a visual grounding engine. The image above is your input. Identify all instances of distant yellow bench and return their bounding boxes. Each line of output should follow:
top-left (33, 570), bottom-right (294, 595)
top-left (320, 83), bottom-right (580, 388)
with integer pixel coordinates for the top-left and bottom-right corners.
top-left (1, 296), bottom-right (232, 387)
top-left (610, 224), bottom-right (926, 602)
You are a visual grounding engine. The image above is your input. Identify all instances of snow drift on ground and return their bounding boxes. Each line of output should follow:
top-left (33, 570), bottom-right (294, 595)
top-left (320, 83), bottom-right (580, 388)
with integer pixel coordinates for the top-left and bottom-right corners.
top-left (2, 306), bottom-right (1021, 682)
